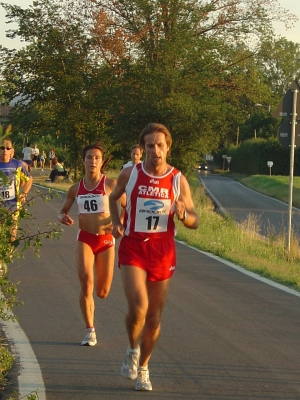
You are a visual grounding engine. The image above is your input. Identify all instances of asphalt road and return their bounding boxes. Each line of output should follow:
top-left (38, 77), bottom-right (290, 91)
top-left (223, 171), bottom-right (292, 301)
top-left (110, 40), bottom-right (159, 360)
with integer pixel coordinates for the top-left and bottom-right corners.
top-left (2, 183), bottom-right (300, 399)
top-left (199, 172), bottom-right (300, 237)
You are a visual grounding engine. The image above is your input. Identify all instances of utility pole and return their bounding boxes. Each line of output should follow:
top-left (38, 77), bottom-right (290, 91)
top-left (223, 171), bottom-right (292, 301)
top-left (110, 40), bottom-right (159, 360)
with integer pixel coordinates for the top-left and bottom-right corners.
top-left (273, 80), bottom-right (300, 254)
top-left (287, 89), bottom-right (298, 254)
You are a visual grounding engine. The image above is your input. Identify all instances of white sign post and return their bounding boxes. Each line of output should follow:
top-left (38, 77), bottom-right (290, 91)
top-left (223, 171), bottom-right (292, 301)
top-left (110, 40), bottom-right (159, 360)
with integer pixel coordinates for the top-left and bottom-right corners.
top-left (226, 157), bottom-right (232, 171)
top-left (267, 161), bottom-right (273, 176)
top-left (222, 155), bottom-right (227, 171)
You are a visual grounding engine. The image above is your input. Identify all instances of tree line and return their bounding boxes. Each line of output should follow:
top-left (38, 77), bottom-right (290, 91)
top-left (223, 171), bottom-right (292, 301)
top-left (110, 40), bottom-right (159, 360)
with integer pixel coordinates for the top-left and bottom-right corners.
top-left (0, 0), bottom-right (300, 176)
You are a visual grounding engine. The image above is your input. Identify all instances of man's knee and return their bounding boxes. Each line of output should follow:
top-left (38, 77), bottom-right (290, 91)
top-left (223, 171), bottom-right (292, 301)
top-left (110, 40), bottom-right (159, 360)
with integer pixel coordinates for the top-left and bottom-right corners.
top-left (145, 311), bottom-right (162, 331)
top-left (129, 305), bottom-right (147, 323)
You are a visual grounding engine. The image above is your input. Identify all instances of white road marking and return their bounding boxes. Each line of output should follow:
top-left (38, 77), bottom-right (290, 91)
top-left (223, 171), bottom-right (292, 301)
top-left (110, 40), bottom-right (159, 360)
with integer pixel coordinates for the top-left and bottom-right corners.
top-left (1, 319), bottom-right (46, 399)
top-left (177, 240), bottom-right (300, 298)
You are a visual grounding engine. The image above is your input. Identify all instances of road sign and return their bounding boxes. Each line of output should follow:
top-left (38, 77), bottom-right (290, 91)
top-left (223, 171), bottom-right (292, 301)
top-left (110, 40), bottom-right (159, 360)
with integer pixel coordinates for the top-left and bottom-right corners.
top-left (273, 80), bottom-right (300, 149)
top-left (267, 161), bottom-right (273, 176)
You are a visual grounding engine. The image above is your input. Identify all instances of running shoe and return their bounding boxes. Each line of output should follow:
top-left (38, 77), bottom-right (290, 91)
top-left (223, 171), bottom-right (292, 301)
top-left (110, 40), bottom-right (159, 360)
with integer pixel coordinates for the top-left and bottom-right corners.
top-left (135, 367), bottom-right (152, 391)
top-left (120, 346), bottom-right (140, 379)
top-left (81, 328), bottom-right (97, 346)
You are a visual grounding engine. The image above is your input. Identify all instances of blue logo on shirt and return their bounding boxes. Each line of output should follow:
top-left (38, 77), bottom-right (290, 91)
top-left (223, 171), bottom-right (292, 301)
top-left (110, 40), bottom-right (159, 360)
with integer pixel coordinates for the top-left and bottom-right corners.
top-left (143, 200), bottom-right (164, 210)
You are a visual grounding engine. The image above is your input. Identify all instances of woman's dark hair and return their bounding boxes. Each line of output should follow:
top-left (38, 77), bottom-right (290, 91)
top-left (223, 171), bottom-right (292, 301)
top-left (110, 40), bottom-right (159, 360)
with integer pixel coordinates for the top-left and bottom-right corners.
top-left (82, 142), bottom-right (105, 160)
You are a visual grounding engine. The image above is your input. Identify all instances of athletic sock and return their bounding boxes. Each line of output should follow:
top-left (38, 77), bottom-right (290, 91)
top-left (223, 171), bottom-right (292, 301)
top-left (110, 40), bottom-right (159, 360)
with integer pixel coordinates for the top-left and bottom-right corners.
top-left (128, 346), bottom-right (139, 354)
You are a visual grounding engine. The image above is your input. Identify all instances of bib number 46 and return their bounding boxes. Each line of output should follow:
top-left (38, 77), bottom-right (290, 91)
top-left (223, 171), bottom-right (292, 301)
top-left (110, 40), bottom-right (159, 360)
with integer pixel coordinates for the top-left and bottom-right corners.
top-left (84, 199), bottom-right (98, 212)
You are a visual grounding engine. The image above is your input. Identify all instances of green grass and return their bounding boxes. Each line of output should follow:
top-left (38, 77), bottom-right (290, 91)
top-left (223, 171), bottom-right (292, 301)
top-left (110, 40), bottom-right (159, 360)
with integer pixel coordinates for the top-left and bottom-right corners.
top-left (240, 175), bottom-right (300, 208)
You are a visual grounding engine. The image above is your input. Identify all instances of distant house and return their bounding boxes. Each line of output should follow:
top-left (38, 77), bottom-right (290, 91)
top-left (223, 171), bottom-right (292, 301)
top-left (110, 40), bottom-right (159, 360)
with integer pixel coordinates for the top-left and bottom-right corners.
top-left (0, 105), bottom-right (13, 125)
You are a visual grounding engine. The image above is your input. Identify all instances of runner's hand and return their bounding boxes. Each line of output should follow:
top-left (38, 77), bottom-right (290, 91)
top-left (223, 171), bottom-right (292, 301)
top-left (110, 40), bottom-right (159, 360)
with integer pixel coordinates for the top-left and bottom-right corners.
top-left (58, 213), bottom-right (74, 226)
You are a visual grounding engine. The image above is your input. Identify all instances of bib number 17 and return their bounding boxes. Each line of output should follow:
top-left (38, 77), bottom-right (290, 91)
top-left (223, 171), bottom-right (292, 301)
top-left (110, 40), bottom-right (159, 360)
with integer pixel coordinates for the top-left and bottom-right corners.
top-left (145, 216), bottom-right (159, 230)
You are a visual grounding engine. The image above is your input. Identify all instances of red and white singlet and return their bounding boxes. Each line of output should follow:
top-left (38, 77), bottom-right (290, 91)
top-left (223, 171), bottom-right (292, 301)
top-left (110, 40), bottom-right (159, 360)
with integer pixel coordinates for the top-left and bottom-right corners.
top-left (76, 176), bottom-right (110, 214)
top-left (123, 162), bottom-right (181, 239)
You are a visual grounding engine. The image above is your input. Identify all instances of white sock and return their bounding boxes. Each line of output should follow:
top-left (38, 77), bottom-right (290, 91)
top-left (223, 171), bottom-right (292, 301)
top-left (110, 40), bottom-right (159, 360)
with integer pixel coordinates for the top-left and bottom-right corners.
top-left (128, 346), bottom-right (139, 353)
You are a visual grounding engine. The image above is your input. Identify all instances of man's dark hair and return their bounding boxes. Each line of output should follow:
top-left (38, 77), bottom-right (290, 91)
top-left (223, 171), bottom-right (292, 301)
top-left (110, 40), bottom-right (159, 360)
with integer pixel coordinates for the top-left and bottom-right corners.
top-left (131, 144), bottom-right (143, 153)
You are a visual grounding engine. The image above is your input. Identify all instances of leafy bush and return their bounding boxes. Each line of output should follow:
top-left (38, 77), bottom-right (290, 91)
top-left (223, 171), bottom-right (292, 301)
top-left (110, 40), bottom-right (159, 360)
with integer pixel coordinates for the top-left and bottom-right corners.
top-left (225, 138), bottom-right (290, 175)
top-left (0, 127), bottom-right (62, 398)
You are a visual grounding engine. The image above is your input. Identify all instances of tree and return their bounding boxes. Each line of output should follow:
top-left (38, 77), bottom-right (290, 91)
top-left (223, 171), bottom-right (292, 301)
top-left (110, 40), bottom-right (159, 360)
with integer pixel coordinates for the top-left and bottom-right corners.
top-left (0, 0), bottom-right (116, 177)
top-left (86, 0), bottom-right (295, 170)
top-left (258, 37), bottom-right (300, 97)
top-left (0, 0), bottom-right (298, 173)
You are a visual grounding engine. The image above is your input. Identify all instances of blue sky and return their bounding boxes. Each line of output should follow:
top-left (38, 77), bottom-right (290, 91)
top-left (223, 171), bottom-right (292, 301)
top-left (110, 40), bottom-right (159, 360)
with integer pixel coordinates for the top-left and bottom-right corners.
top-left (0, 0), bottom-right (299, 49)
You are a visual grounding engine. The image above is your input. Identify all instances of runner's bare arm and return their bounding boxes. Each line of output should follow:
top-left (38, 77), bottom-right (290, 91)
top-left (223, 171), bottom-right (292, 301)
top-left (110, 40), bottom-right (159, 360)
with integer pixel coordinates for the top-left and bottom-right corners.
top-left (109, 168), bottom-right (131, 238)
top-left (19, 176), bottom-right (33, 202)
top-left (58, 184), bottom-right (78, 225)
top-left (175, 174), bottom-right (199, 229)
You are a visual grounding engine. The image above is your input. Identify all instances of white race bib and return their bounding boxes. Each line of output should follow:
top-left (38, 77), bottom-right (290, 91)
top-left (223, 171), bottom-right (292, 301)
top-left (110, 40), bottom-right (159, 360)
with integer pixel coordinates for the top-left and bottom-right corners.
top-left (0, 179), bottom-right (15, 202)
top-left (134, 197), bottom-right (171, 233)
top-left (77, 193), bottom-right (109, 214)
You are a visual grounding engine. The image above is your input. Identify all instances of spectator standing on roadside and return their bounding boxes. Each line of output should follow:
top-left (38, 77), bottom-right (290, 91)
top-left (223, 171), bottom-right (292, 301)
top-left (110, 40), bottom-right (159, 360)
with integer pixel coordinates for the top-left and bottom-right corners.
top-left (121, 144), bottom-right (143, 169)
top-left (49, 148), bottom-right (55, 169)
top-left (109, 123), bottom-right (199, 391)
top-left (40, 150), bottom-right (46, 171)
top-left (32, 144), bottom-right (39, 168)
top-left (57, 142), bottom-right (124, 346)
top-left (22, 143), bottom-right (33, 172)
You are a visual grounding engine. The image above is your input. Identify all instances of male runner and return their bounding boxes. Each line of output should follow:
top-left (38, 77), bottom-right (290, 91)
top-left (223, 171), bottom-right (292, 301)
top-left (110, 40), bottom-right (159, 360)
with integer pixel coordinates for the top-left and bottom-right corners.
top-left (109, 123), bottom-right (199, 390)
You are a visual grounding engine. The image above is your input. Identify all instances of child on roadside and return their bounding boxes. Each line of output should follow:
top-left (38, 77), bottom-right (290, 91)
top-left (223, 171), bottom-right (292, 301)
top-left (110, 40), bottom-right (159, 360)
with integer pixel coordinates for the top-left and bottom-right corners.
top-left (40, 150), bottom-right (46, 171)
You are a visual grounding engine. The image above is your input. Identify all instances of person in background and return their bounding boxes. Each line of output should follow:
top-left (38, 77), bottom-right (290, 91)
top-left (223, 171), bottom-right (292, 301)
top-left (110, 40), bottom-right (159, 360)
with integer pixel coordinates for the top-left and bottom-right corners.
top-left (121, 144), bottom-right (143, 169)
top-left (46, 157), bottom-right (65, 182)
top-left (0, 137), bottom-right (33, 237)
top-left (49, 148), bottom-right (55, 169)
top-left (57, 142), bottom-right (124, 346)
top-left (22, 143), bottom-right (33, 172)
top-left (109, 123), bottom-right (199, 391)
top-left (32, 144), bottom-right (39, 168)
top-left (39, 150), bottom-right (46, 171)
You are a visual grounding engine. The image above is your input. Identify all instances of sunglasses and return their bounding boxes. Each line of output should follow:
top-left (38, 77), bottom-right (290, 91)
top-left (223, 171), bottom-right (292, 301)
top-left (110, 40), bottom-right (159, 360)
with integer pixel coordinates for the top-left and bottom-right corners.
top-left (0, 146), bottom-right (12, 150)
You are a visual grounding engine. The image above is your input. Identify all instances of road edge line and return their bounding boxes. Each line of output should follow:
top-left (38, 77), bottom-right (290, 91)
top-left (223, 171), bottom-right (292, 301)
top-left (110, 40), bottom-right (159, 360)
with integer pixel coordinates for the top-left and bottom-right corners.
top-left (1, 319), bottom-right (46, 399)
top-left (176, 240), bottom-right (300, 298)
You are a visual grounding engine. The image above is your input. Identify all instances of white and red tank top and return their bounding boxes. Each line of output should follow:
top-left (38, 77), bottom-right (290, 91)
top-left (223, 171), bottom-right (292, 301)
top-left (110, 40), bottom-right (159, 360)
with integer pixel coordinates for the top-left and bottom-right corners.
top-left (124, 162), bottom-right (181, 239)
top-left (76, 176), bottom-right (109, 214)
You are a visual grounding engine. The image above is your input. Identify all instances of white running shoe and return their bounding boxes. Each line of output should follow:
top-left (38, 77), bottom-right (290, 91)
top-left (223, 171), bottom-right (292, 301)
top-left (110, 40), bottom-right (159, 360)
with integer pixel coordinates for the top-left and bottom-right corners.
top-left (120, 346), bottom-right (140, 379)
top-left (81, 329), bottom-right (97, 346)
top-left (135, 367), bottom-right (152, 391)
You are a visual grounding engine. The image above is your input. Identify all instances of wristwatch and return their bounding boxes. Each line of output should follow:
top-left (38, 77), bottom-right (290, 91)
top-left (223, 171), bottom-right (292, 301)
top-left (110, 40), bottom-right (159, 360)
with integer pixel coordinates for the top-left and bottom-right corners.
top-left (179, 210), bottom-right (188, 221)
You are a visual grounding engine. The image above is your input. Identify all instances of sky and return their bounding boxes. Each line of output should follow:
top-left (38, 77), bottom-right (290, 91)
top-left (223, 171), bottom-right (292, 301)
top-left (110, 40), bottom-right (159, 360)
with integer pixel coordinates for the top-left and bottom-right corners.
top-left (0, 0), bottom-right (299, 48)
